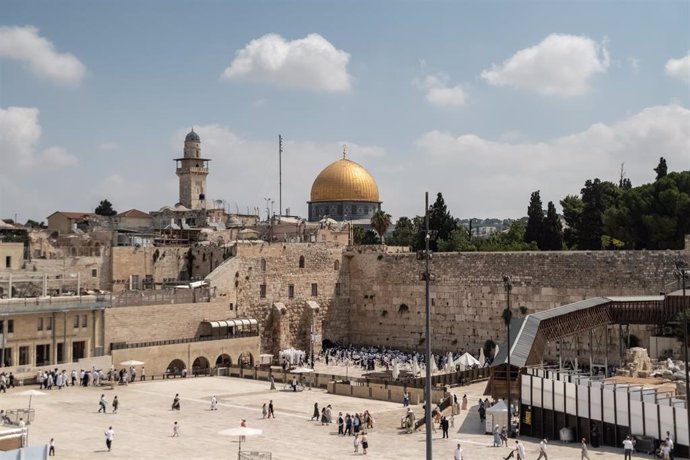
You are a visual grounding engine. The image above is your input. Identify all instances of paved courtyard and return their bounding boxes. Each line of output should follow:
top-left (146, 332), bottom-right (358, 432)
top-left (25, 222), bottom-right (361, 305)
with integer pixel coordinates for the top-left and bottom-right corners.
top-left (0, 374), bottom-right (675, 459)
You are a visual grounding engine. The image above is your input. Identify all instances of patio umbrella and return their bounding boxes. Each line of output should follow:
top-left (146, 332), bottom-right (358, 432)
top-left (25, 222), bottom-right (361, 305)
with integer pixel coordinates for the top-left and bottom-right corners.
top-left (119, 360), bottom-right (145, 366)
top-left (479, 348), bottom-right (486, 366)
top-left (290, 367), bottom-right (315, 374)
top-left (412, 357), bottom-right (420, 376)
top-left (392, 361), bottom-right (400, 380)
top-left (219, 426), bottom-right (262, 454)
top-left (17, 389), bottom-right (47, 418)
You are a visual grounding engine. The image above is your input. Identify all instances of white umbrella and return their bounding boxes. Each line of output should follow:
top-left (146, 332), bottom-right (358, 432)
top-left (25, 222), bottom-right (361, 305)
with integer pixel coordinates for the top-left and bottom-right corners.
top-left (479, 348), bottom-right (486, 366)
top-left (457, 352), bottom-right (480, 367)
top-left (412, 357), bottom-right (420, 376)
top-left (18, 389), bottom-right (48, 417)
top-left (446, 352), bottom-right (455, 372)
top-left (119, 360), bottom-right (145, 366)
top-left (430, 354), bottom-right (438, 374)
top-left (219, 426), bottom-right (262, 454)
top-left (392, 361), bottom-right (400, 380)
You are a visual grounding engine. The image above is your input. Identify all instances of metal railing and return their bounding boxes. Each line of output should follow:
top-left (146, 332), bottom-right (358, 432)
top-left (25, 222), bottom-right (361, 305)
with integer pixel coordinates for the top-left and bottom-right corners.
top-left (110, 330), bottom-right (259, 351)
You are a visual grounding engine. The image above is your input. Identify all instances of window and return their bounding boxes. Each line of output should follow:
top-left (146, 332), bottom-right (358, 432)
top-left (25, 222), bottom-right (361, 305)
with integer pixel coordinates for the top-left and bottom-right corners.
top-left (335, 283), bottom-right (341, 296)
top-left (260, 258), bottom-right (267, 272)
top-left (7, 320), bottom-right (13, 334)
top-left (37, 318), bottom-right (43, 331)
top-left (288, 284), bottom-right (295, 299)
top-left (4, 256), bottom-right (10, 268)
top-left (260, 284), bottom-right (267, 298)
top-left (19, 346), bottom-right (29, 366)
top-left (57, 343), bottom-right (64, 364)
top-left (91, 269), bottom-right (98, 278)
top-left (311, 283), bottom-right (318, 297)
top-left (82, 314), bottom-right (88, 328)
top-left (334, 260), bottom-right (340, 271)
top-left (0, 320), bottom-right (3, 333)
top-left (229, 303), bottom-right (234, 311)
top-left (36, 344), bottom-right (50, 366)
top-left (74, 315), bottom-right (80, 328)
top-left (299, 256), bottom-right (305, 268)
top-left (72, 341), bottom-right (85, 362)
top-left (46, 317), bottom-right (52, 331)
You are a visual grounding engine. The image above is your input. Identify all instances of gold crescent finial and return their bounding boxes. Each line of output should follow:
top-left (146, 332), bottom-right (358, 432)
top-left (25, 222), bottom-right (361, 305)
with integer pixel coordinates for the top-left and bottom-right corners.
top-left (343, 144), bottom-right (348, 159)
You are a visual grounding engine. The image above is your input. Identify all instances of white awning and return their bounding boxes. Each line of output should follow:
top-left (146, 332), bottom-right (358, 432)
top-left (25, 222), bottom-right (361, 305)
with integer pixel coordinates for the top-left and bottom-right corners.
top-left (204, 319), bottom-right (257, 328)
top-left (306, 300), bottom-right (320, 311)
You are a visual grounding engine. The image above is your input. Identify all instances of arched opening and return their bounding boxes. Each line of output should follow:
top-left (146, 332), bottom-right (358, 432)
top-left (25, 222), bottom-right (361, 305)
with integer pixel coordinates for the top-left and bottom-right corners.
top-left (260, 258), bottom-right (267, 272)
top-left (238, 352), bottom-right (254, 368)
top-left (165, 359), bottom-right (186, 377)
top-left (334, 260), bottom-right (340, 271)
top-left (299, 255), bottom-right (305, 268)
top-left (215, 354), bottom-right (232, 367)
top-left (192, 356), bottom-right (210, 376)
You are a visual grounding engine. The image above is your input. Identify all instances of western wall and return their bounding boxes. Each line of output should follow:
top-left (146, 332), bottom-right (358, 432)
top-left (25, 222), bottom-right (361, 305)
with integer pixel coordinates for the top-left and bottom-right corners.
top-left (206, 239), bottom-right (689, 363)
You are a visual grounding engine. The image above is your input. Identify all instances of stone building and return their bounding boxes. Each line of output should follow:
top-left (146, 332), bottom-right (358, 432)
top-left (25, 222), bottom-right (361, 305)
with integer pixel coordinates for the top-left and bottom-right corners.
top-left (307, 151), bottom-right (381, 222)
top-left (175, 129), bottom-right (210, 210)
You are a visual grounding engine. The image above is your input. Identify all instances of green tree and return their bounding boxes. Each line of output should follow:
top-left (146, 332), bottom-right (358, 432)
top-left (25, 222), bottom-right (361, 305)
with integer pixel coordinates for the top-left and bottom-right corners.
top-left (423, 193), bottom-right (456, 251)
top-left (352, 226), bottom-right (365, 245)
top-left (560, 195), bottom-right (583, 248)
top-left (524, 191), bottom-right (544, 247)
top-left (370, 210), bottom-right (392, 244)
top-left (654, 157), bottom-right (668, 180)
top-left (438, 227), bottom-right (476, 252)
top-left (577, 179), bottom-right (620, 250)
top-left (361, 229), bottom-right (381, 244)
top-left (387, 217), bottom-right (416, 247)
top-left (95, 199), bottom-right (117, 216)
top-left (541, 201), bottom-right (563, 250)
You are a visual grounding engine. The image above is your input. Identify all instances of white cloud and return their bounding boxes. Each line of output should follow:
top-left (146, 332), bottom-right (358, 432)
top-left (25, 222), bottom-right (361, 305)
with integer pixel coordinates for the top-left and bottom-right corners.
top-left (0, 106), bottom-right (41, 168)
top-left (222, 33), bottom-right (352, 92)
top-left (665, 53), bottom-right (690, 83)
top-left (415, 73), bottom-right (467, 107)
top-left (414, 105), bottom-right (690, 218)
top-left (41, 146), bottom-right (78, 166)
top-left (480, 34), bottom-right (609, 96)
top-left (0, 26), bottom-right (86, 85)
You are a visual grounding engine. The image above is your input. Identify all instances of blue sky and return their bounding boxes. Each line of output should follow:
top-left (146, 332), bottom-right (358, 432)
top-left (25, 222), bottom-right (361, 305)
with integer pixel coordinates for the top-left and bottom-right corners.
top-left (1, 1), bottom-right (689, 222)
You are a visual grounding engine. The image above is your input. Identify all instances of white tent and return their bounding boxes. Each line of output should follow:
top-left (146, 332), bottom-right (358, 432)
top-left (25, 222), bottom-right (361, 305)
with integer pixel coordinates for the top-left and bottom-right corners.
top-left (392, 361), bottom-right (400, 380)
top-left (456, 352), bottom-right (480, 367)
top-left (485, 399), bottom-right (509, 434)
top-left (479, 347), bottom-right (486, 366)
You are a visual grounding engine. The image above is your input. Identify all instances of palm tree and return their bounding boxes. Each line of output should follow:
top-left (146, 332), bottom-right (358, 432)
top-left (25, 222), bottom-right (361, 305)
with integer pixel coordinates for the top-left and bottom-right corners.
top-left (370, 210), bottom-right (392, 244)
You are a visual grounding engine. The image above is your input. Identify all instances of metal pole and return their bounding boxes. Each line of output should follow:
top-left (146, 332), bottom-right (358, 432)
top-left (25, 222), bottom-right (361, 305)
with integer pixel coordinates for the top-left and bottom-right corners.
top-left (505, 276), bottom-right (512, 437)
top-left (424, 192), bottom-right (432, 460)
top-left (279, 135), bottom-right (282, 218)
top-left (681, 268), bottom-right (689, 443)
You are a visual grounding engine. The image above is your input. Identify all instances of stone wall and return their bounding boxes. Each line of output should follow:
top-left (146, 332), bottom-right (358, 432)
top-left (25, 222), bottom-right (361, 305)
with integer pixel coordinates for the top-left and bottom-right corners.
top-left (346, 248), bottom-right (689, 359)
top-left (104, 301), bottom-right (232, 346)
top-left (111, 246), bottom-right (190, 290)
top-left (26, 254), bottom-right (109, 291)
top-left (206, 241), bottom-right (349, 355)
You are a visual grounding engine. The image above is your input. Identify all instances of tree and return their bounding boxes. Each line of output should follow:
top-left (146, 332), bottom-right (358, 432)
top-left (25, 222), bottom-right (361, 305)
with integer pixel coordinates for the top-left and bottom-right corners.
top-left (352, 226), bottom-right (365, 245)
top-left (423, 193), bottom-right (457, 251)
top-left (370, 210), bottom-right (392, 244)
top-left (524, 191), bottom-right (544, 247)
top-left (438, 228), bottom-right (476, 252)
top-left (541, 201), bottom-right (563, 250)
top-left (387, 217), bottom-right (416, 247)
top-left (361, 229), bottom-right (381, 245)
top-left (654, 157), bottom-right (668, 180)
top-left (577, 179), bottom-right (620, 250)
top-left (95, 199), bottom-right (117, 216)
top-left (560, 195), bottom-right (583, 248)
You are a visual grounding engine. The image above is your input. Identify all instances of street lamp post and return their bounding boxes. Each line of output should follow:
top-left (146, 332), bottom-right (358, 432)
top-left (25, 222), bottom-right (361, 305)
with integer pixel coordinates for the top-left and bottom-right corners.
top-left (673, 261), bottom-right (689, 443)
top-left (424, 192), bottom-right (432, 460)
top-left (503, 275), bottom-right (513, 437)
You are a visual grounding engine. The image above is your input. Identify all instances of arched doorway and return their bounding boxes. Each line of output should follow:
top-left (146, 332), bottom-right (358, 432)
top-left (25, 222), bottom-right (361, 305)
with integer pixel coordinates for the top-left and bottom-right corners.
top-left (192, 356), bottom-right (210, 376)
top-left (216, 354), bottom-right (232, 367)
top-left (166, 359), bottom-right (186, 376)
top-left (238, 352), bottom-right (254, 368)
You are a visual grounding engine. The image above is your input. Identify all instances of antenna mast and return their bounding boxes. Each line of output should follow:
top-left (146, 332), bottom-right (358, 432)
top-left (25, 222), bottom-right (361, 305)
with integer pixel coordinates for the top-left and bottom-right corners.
top-left (278, 135), bottom-right (283, 218)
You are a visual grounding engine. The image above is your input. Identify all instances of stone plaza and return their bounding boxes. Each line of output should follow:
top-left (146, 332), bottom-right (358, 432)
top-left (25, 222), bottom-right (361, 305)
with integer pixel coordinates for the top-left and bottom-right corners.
top-left (0, 370), bottom-right (655, 459)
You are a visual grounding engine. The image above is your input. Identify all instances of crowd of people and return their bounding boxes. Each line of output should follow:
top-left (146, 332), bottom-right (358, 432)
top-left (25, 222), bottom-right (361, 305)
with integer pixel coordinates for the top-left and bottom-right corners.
top-left (307, 400), bottom-right (373, 455)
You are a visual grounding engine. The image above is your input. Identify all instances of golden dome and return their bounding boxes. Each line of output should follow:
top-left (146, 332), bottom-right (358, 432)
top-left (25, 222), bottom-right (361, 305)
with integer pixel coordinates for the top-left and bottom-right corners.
top-left (310, 158), bottom-right (380, 203)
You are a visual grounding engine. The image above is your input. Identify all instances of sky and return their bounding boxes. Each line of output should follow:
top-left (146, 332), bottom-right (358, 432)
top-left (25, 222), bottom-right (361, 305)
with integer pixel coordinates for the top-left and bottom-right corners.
top-left (1, 1), bottom-right (689, 223)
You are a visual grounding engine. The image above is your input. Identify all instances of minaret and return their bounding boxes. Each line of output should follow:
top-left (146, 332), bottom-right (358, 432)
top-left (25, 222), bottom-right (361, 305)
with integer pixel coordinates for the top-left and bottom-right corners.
top-left (174, 129), bottom-right (211, 210)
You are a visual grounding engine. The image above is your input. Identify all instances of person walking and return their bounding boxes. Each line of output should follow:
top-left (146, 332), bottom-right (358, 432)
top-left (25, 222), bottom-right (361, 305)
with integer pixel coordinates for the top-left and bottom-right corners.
top-left (440, 415), bottom-right (449, 438)
top-left (239, 419), bottom-right (247, 443)
top-left (665, 431), bottom-right (674, 460)
top-left (268, 400), bottom-right (275, 418)
top-left (454, 443), bottom-right (464, 460)
top-left (98, 394), bottom-right (108, 413)
top-left (171, 393), bottom-right (180, 411)
top-left (48, 438), bottom-right (55, 456)
top-left (172, 421), bottom-right (180, 437)
top-left (337, 412), bottom-right (344, 435)
top-left (353, 433), bottom-right (360, 453)
top-left (622, 436), bottom-right (634, 460)
top-left (361, 432), bottom-right (369, 455)
top-left (104, 426), bottom-right (114, 452)
top-left (262, 403), bottom-right (267, 419)
top-left (516, 440), bottom-right (526, 460)
top-left (403, 391), bottom-right (409, 407)
top-left (311, 402), bottom-right (320, 421)
top-left (493, 425), bottom-right (501, 447)
top-left (269, 375), bottom-right (276, 390)
top-left (462, 394), bottom-right (468, 410)
top-left (536, 439), bottom-right (548, 460)
top-left (581, 437), bottom-right (591, 460)
top-left (140, 366), bottom-right (145, 381)
top-left (112, 396), bottom-right (119, 414)
top-left (211, 395), bottom-right (218, 411)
